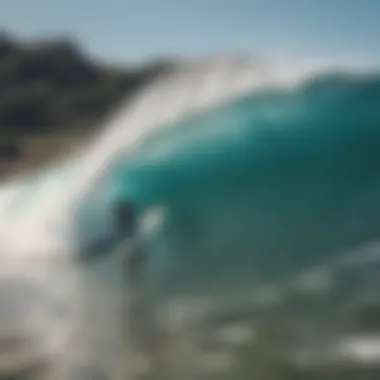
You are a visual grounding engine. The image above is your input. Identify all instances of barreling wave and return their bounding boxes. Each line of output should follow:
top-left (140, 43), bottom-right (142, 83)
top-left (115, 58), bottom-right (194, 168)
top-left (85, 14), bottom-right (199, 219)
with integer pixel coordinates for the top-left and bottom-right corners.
top-left (73, 70), bottom-right (380, 298)
top-left (0, 58), bottom-right (380, 379)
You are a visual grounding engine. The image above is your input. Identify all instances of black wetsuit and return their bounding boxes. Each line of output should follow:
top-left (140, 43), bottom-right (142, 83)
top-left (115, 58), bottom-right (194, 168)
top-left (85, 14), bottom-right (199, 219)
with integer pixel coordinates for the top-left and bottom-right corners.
top-left (78, 201), bottom-right (140, 265)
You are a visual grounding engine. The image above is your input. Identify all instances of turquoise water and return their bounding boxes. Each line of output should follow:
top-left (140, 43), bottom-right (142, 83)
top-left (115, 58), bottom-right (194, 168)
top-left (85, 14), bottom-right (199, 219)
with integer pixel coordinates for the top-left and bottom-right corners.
top-left (78, 73), bottom-right (380, 298)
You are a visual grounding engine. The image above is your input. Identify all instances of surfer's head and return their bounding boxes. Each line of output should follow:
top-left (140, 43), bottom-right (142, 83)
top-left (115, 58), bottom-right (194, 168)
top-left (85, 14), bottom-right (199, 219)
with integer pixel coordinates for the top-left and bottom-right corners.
top-left (113, 200), bottom-right (137, 237)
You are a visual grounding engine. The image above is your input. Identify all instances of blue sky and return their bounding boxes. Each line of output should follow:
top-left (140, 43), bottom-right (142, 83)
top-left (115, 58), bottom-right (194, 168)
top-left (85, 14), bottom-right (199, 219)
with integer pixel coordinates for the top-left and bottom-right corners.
top-left (0, 0), bottom-right (379, 65)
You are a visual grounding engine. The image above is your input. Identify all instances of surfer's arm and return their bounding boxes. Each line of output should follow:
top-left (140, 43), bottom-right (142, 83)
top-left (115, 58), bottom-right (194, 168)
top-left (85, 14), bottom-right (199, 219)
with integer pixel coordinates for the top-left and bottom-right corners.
top-left (78, 234), bottom-right (118, 263)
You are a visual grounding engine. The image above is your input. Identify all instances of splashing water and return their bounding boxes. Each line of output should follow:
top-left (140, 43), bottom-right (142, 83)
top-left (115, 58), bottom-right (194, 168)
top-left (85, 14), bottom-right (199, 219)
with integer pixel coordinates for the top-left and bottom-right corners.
top-left (1, 57), bottom-right (380, 379)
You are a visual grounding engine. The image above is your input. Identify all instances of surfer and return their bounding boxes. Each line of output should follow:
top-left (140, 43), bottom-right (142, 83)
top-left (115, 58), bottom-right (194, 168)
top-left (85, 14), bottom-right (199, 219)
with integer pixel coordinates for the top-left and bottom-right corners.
top-left (112, 201), bottom-right (167, 379)
top-left (112, 200), bottom-right (146, 285)
top-left (78, 200), bottom-right (144, 268)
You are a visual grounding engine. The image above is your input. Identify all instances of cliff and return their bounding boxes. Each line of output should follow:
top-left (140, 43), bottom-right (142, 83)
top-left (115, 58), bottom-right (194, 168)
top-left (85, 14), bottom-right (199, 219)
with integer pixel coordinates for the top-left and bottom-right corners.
top-left (0, 32), bottom-right (173, 175)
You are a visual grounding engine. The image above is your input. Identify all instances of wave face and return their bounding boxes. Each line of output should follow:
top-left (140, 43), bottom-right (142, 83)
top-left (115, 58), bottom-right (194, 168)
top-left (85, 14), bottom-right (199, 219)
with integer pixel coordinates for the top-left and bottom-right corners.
top-left (47, 69), bottom-right (380, 379)
top-left (75, 72), bottom-right (380, 298)
top-left (2, 64), bottom-right (380, 379)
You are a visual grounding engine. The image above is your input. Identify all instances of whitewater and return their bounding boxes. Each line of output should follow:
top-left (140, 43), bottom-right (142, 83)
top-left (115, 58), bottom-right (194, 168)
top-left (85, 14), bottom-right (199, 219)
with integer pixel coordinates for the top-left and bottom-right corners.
top-left (0, 56), bottom-right (380, 379)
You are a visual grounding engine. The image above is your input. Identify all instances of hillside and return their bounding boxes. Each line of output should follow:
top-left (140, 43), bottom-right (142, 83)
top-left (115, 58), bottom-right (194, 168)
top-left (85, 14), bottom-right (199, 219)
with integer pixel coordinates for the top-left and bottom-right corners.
top-left (0, 32), bottom-right (173, 176)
